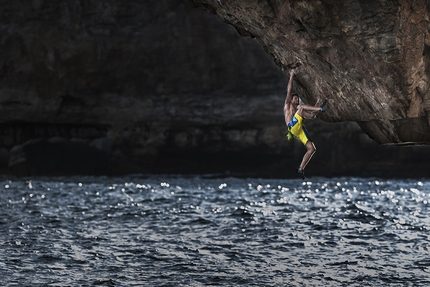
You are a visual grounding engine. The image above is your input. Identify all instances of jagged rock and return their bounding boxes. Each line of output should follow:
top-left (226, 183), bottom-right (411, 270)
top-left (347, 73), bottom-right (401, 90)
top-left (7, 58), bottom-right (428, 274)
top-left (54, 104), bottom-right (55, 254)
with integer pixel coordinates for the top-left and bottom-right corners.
top-left (189, 0), bottom-right (430, 145)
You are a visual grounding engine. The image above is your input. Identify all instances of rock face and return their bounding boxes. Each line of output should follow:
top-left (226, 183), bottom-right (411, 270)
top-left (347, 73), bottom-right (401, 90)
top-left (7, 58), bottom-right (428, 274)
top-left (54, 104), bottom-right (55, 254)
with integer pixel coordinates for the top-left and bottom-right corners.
top-left (0, 0), bottom-right (288, 176)
top-left (0, 0), bottom-right (429, 177)
top-left (189, 0), bottom-right (430, 145)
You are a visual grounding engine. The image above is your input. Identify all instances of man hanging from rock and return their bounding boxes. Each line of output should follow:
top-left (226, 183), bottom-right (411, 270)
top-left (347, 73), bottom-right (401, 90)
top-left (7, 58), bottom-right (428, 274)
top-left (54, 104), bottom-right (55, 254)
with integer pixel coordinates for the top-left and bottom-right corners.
top-left (284, 68), bottom-right (327, 180)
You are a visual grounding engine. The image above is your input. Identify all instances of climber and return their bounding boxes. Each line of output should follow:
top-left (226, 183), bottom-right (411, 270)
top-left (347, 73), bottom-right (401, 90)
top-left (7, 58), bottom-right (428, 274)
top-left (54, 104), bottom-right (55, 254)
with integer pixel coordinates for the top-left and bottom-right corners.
top-left (284, 68), bottom-right (327, 180)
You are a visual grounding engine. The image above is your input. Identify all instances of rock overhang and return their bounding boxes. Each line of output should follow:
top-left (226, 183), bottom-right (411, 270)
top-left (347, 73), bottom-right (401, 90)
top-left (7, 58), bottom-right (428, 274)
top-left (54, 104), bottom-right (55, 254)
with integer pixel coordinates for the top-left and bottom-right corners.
top-left (189, 0), bottom-right (430, 145)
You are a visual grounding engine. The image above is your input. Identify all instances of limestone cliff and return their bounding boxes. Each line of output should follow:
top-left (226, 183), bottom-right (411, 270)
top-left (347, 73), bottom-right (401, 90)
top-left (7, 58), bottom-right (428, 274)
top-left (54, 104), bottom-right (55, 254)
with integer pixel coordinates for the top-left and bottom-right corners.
top-left (189, 0), bottom-right (430, 145)
top-left (0, 0), bottom-right (429, 177)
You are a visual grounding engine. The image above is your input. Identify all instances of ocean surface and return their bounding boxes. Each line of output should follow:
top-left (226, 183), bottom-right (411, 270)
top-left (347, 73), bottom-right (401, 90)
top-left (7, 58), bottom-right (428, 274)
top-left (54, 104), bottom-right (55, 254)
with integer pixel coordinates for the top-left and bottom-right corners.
top-left (1, 175), bottom-right (429, 287)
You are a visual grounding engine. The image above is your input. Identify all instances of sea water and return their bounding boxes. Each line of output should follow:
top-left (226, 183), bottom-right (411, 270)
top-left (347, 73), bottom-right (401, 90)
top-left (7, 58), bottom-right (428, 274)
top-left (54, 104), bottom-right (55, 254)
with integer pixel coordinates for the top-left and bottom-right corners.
top-left (1, 175), bottom-right (429, 286)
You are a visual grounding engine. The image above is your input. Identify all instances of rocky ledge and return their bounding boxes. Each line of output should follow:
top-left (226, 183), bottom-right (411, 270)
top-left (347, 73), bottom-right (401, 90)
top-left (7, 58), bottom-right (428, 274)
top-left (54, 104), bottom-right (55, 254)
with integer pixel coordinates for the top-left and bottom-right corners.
top-left (190, 0), bottom-right (430, 145)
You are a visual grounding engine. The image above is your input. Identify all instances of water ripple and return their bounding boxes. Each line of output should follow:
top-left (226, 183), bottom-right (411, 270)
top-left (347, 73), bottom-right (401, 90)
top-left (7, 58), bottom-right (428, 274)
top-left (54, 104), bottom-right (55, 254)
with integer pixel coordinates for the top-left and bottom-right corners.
top-left (1, 176), bottom-right (430, 286)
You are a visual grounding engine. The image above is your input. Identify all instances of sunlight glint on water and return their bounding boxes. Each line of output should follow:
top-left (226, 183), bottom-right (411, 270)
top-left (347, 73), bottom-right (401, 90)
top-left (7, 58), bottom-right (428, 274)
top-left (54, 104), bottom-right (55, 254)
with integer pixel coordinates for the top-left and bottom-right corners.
top-left (0, 176), bottom-right (429, 286)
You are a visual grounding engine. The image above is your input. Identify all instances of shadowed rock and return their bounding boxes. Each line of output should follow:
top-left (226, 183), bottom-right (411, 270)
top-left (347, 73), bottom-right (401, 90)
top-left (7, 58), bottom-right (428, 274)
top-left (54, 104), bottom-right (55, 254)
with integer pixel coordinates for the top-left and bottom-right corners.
top-left (9, 139), bottom-right (109, 176)
top-left (0, 0), bottom-right (429, 177)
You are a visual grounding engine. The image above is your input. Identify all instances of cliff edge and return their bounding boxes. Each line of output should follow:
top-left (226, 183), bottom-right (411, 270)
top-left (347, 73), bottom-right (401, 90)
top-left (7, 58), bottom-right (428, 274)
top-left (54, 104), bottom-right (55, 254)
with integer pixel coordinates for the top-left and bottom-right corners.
top-left (190, 0), bottom-right (430, 144)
